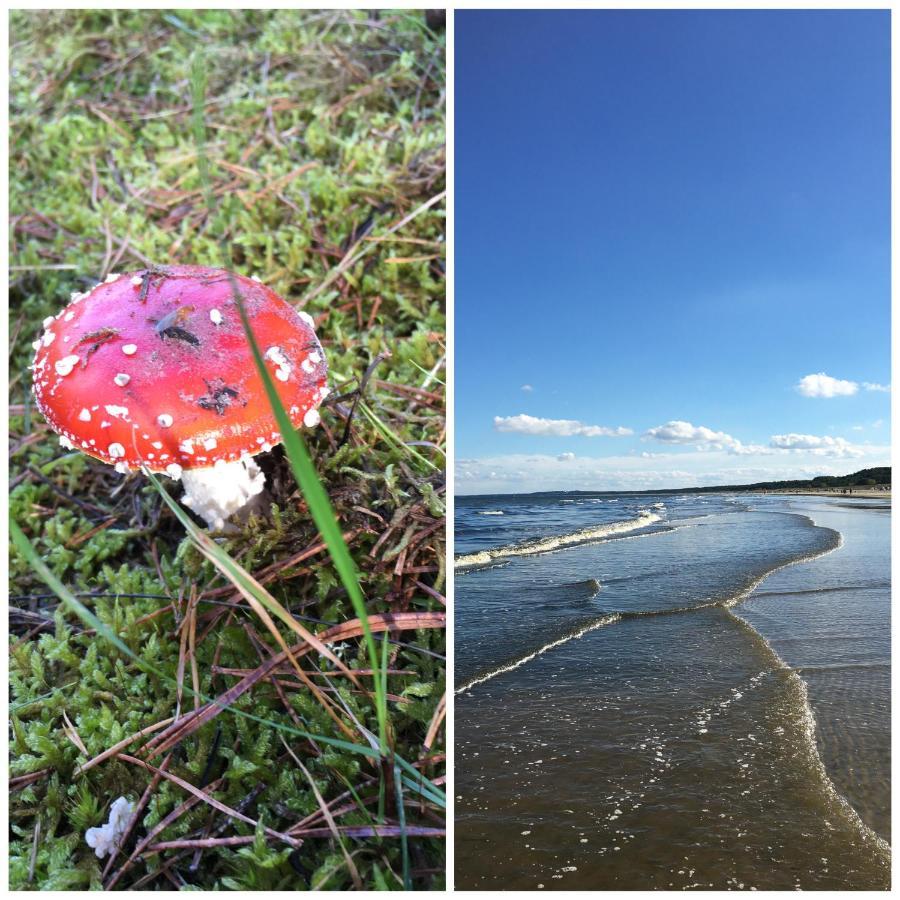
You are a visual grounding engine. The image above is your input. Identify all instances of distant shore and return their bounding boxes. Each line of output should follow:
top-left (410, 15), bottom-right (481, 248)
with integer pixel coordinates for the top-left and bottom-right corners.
top-left (751, 487), bottom-right (891, 500)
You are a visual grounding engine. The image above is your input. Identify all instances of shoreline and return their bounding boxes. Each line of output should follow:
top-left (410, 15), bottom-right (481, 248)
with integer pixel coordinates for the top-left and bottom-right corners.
top-left (750, 488), bottom-right (890, 500)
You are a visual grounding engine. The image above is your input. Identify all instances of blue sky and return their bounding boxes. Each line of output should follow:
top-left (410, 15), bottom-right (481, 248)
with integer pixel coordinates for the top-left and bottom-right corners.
top-left (455, 10), bottom-right (890, 495)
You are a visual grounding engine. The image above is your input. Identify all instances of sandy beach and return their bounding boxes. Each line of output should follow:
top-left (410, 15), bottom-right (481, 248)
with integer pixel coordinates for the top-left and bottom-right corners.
top-left (753, 487), bottom-right (891, 500)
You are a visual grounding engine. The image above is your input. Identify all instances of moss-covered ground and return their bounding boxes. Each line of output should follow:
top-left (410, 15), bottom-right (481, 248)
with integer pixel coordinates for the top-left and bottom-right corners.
top-left (9, 9), bottom-right (445, 890)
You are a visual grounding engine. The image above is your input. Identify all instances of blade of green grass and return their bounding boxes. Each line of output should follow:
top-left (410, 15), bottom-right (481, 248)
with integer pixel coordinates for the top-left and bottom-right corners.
top-left (228, 278), bottom-right (389, 753)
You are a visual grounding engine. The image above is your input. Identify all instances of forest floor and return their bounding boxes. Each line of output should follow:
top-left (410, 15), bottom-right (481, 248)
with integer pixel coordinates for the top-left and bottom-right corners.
top-left (10, 9), bottom-right (445, 890)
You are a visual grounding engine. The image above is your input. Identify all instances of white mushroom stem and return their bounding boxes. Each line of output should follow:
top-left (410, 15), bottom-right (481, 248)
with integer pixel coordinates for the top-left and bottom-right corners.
top-left (178, 457), bottom-right (266, 531)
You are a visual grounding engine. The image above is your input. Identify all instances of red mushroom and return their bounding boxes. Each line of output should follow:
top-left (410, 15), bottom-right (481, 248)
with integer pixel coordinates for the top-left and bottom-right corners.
top-left (31, 266), bottom-right (328, 530)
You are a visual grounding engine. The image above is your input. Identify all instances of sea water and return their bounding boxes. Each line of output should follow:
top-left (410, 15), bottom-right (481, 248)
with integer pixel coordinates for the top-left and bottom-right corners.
top-left (454, 492), bottom-right (890, 889)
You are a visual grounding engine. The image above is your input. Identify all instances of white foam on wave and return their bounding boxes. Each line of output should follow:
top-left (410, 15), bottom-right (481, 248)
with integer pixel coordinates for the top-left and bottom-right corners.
top-left (454, 511), bottom-right (663, 569)
top-left (455, 614), bottom-right (622, 694)
top-left (477, 510), bottom-right (505, 516)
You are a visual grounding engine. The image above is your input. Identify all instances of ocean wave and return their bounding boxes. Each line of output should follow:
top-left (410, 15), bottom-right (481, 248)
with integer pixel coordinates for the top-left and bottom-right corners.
top-left (721, 526), bottom-right (843, 609)
top-left (455, 614), bottom-right (621, 694)
top-left (476, 510), bottom-right (505, 516)
top-left (453, 511), bottom-right (662, 569)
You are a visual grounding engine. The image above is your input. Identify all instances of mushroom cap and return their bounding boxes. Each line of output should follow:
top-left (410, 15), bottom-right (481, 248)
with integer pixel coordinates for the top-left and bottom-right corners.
top-left (31, 266), bottom-right (328, 473)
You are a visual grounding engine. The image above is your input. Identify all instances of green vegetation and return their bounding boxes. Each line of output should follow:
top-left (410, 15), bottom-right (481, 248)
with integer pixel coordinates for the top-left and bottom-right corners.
top-left (10, 9), bottom-right (445, 890)
top-left (519, 467), bottom-right (892, 498)
top-left (808, 467), bottom-right (890, 489)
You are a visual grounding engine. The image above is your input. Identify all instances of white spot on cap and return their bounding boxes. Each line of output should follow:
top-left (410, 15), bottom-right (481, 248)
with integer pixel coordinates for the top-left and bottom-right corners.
top-left (309, 351), bottom-right (321, 364)
top-left (31, 339), bottom-right (41, 351)
top-left (179, 439), bottom-right (195, 455)
top-left (64, 311), bottom-right (75, 322)
top-left (78, 408), bottom-right (91, 422)
top-left (42, 331), bottom-right (56, 347)
top-left (299, 311), bottom-right (315, 328)
top-left (114, 461), bottom-right (130, 474)
top-left (59, 435), bottom-right (74, 450)
top-left (210, 309), bottom-right (223, 325)
top-left (130, 275), bottom-right (143, 286)
top-left (151, 441), bottom-right (163, 450)
top-left (319, 386), bottom-right (331, 400)
top-left (100, 421), bottom-right (111, 429)
top-left (108, 443), bottom-right (126, 459)
top-left (265, 346), bottom-right (288, 366)
top-left (42, 316), bottom-right (55, 329)
top-left (304, 408), bottom-right (321, 428)
top-left (265, 346), bottom-right (292, 381)
top-left (301, 358), bottom-right (315, 374)
top-left (260, 442), bottom-right (272, 452)
top-left (113, 373), bottom-right (130, 387)
top-left (157, 414), bottom-right (173, 428)
top-left (55, 355), bottom-right (80, 376)
top-left (104, 405), bottom-right (129, 419)
top-left (251, 275), bottom-right (262, 282)
top-left (122, 344), bottom-right (137, 356)
top-left (166, 463), bottom-right (183, 480)
top-left (104, 273), bottom-right (121, 284)
top-left (203, 437), bottom-right (217, 451)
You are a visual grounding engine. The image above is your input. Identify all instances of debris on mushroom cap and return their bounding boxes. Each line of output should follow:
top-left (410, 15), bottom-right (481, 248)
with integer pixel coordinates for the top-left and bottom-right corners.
top-left (30, 265), bottom-right (328, 473)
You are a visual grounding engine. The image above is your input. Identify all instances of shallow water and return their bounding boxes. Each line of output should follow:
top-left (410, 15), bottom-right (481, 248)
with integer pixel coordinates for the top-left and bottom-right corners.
top-left (455, 493), bottom-right (890, 889)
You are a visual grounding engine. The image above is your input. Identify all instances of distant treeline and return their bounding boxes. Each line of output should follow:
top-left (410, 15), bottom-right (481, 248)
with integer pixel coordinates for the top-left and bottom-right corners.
top-left (662, 466), bottom-right (891, 495)
top-left (510, 467), bottom-right (892, 500)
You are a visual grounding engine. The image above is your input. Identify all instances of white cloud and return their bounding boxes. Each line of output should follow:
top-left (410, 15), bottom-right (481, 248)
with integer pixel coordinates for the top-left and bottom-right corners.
top-left (796, 373), bottom-right (858, 398)
top-left (557, 452), bottom-right (575, 461)
top-left (768, 433), bottom-right (864, 458)
top-left (494, 414), bottom-right (632, 438)
top-left (644, 420), bottom-right (746, 453)
top-left (520, 384), bottom-right (533, 392)
top-left (863, 382), bottom-right (891, 393)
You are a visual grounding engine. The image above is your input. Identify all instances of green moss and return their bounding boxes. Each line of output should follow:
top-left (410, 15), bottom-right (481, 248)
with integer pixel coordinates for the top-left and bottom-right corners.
top-left (10, 9), bottom-right (444, 891)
